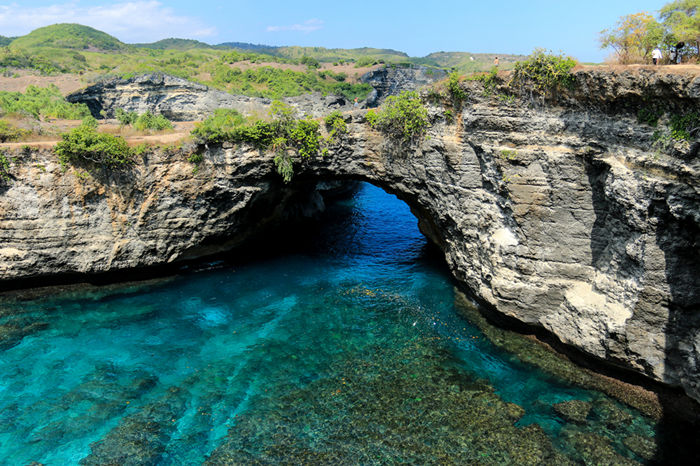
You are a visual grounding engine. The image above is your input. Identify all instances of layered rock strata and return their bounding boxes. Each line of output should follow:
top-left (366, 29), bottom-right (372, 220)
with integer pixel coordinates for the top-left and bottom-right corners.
top-left (2, 69), bottom-right (699, 402)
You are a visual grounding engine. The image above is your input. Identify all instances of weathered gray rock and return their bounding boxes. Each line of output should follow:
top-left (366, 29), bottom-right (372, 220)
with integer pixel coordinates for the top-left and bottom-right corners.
top-left (362, 65), bottom-right (446, 107)
top-left (2, 69), bottom-right (700, 404)
top-left (67, 73), bottom-right (352, 121)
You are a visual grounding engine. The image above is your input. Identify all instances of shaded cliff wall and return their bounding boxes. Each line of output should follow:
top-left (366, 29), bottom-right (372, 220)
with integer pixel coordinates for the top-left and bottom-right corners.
top-left (1, 69), bottom-right (699, 402)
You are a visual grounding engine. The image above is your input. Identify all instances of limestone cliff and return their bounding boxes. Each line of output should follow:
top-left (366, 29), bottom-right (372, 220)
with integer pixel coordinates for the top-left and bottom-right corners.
top-left (67, 73), bottom-right (351, 120)
top-left (1, 69), bottom-right (699, 403)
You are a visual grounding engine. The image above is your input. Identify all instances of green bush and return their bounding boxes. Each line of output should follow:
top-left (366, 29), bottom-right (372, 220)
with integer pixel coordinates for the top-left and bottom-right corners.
top-left (324, 110), bottom-right (348, 142)
top-left (192, 101), bottom-right (327, 182)
top-left (511, 49), bottom-right (577, 96)
top-left (447, 72), bottom-right (468, 104)
top-left (115, 108), bottom-right (137, 126)
top-left (637, 107), bottom-right (662, 127)
top-left (467, 67), bottom-right (500, 95)
top-left (133, 111), bottom-right (173, 131)
top-left (0, 151), bottom-right (10, 182)
top-left (669, 112), bottom-right (699, 141)
top-left (192, 108), bottom-right (246, 143)
top-left (55, 122), bottom-right (133, 169)
top-left (366, 91), bottom-right (429, 144)
top-left (300, 56), bottom-right (320, 69)
top-left (0, 85), bottom-right (90, 119)
top-left (0, 120), bottom-right (30, 142)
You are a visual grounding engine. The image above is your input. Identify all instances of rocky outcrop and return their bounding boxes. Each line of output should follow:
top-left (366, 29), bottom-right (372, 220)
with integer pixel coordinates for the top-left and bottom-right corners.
top-left (2, 69), bottom-right (699, 403)
top-left (67, 67), bottom-right (445, 121)
top-left (67, 73), bottom-right (352, 121)
top-left (361, 65), bottom-right (446, 106)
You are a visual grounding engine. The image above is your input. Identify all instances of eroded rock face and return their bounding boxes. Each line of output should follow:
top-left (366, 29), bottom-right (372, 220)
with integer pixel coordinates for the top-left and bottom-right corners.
top-left (2, 70), bottom-right (699, 403)
top-left (67, 73), bottom-right (352, 120)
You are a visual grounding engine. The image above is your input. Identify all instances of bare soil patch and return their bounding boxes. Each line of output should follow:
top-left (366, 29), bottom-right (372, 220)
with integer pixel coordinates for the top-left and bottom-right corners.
top-left (0, 120), bottom-right (197, 150)
top-left (0, 72), bottom-right (85, 95)
top-left (576, 63), bottom-right (700, 75)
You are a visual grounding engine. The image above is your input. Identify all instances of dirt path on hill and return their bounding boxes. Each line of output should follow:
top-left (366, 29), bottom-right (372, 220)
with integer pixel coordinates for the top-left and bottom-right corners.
top-left (0, 121), bottom-right (197, 150)
top-left (0, 73), bottom-right (86, 94)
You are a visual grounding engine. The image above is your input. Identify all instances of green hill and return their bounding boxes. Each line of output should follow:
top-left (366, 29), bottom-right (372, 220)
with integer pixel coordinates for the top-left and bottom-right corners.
top-left (134, 38), bottom-right (213, 51)
top-left (414, 51), bottom-right (526, 72)
top-left (275, 46), bottom-right (409, 63)
top-left (0, 36), bottom-right (13, 47)
top-left (10, 24), bottom-right (125, 51)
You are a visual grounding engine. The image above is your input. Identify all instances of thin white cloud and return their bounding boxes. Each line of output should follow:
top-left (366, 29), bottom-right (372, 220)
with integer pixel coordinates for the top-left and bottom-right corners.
top-left (267, 19), bottom-right (324, 33)
top-left (0, 1), bottom-right (216, 42)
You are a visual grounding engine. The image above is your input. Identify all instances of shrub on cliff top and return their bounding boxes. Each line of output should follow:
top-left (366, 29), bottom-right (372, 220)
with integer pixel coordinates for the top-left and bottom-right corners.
top-left (192, 102), bottom-right (326, 183)
top-left (55, 121), bottom-right (133, 169)
top-left (510, 49), bottom-right (577, 97)
top-left (324, 110), bottom-right (347, 142)
top-left (191, 108), bottom-right (246, 144)
top-left (366, 90), bottom-right (429, 144)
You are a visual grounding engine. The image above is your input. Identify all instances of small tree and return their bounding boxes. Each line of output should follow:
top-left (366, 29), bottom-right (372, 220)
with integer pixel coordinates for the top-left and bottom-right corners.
top-left (600, 12), bottom-right (665, 63)
top-left (660, 0), bottom-right (700, 59)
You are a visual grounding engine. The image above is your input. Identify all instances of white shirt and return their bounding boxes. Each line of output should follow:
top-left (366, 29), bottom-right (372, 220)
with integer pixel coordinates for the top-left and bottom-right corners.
top-left (652, 49), bottom-right (663, 59)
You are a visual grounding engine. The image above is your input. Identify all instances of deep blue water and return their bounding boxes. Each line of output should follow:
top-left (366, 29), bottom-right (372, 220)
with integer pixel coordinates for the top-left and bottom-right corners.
top-left (0, 183), bottom-right (659, 464)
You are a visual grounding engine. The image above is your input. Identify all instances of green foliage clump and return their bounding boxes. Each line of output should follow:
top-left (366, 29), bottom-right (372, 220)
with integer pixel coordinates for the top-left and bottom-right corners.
top-left (510, 49), bottom-right (577, 97)
top-left (191, 108), bottom-right (246, 143)
top-left (0, 85), bottom-right (91, 120)
top-left (0, 120), bottom-right (30, 142)
top-left (193, 102), bottom-right (333, 182)
top-left (210, 65), bottom-right (372, 101)
top-left (300, 56), bottom-right (321, 68)
top-left (55, 121), bottom-right (133, 169)
top-left (637, 107), bottom-right (662, 126)
top-left (669, 112), bottom-right (699, 141)
top-left (447, 72), bottom-right (468, 105)
top-left (366, 91), bottom-right (429, 144)
top-left (324, 110), bottom-right (348, 142)
top-left (115, 108), bottom-right (137, 126)
top-left (0, 151), bottom-right (10, 182)
top-left (133, 111), bottom-right (173, 131)
top-left (468, 67), bottom-right (500, 95)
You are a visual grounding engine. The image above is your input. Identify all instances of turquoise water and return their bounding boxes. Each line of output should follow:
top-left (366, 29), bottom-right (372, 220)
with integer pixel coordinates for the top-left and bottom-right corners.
top-left (0, 183), bottom-right (664, 464)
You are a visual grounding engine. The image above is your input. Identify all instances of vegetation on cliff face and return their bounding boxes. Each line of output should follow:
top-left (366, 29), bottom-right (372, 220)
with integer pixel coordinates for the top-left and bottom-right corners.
top-left (366, 91), bottom-right (429, 144)
top-left (510, 49), bottom-right (577, 97)
top-left (55, 120), bottom-right (133, 169)
top-left (0, 151), bottom-right (10, 182)
top-left (192, 102), bottom-right (335, 182)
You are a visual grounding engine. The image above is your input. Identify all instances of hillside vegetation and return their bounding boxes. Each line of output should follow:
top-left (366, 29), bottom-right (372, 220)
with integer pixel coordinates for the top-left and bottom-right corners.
top-left (10, 24), bottom-right (126, 51)
top-left (2, 24), bottom-right (519, 75)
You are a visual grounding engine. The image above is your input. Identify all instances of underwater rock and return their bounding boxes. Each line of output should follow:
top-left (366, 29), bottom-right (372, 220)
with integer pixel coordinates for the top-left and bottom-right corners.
top-left (591, 398), bottom-right (634, 428)
top-left (623, 434), bottom-right (657, 461)
top-left (553, 400), bottom-right (592, 424)
top-left (562, 430), bottom-right (640, 466)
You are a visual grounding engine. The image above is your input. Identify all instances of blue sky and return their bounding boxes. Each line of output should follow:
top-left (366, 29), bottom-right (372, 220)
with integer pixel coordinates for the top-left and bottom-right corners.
top-left (0, 1), bottom-right (669, 62)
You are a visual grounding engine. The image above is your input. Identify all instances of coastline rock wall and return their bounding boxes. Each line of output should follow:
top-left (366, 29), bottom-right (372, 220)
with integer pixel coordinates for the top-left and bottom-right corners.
top-left (2, 69), bottom-right (699, 402)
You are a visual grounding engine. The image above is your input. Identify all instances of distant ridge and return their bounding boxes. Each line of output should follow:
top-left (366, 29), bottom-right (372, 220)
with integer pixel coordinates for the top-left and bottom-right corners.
top-left (10, 23), bottom-right (125, 51)
top-left (3, 23), bottom-right (526, 73)
top-left (133, 38), bottom-right (213, 51)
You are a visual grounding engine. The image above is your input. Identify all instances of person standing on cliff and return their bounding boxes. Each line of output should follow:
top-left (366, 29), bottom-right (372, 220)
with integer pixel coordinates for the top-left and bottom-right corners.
top-left (652, 47), bottom-right (662, 65)
top-left (494, 57), bottom-right (499, 67)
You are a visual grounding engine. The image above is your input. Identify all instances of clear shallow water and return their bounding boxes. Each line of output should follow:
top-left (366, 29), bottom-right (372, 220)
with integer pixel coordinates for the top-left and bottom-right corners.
top-left (0, 183), bottom-right (662, 464)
